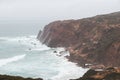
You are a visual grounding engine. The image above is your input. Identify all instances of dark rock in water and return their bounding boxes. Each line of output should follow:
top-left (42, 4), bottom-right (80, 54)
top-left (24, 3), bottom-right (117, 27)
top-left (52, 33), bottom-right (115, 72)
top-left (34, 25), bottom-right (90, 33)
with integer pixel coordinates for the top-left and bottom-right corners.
top-left (37, 11), bottom-right (120, 67)
top-left (59, 51), bottom-right (68, 56)
top-left (70, 67), bottom-right (120, 80)
top-left (0, 74), bottom-right (43, 80)
top-left (59, 51), bottom-right (65, 54)
top-left (53, 51), bottom-right (57, 53)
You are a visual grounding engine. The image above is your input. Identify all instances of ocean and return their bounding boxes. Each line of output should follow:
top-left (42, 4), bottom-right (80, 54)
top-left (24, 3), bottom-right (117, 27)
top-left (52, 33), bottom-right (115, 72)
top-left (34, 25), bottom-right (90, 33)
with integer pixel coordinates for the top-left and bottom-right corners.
top-left (0, 26), bottom-right (88, 80)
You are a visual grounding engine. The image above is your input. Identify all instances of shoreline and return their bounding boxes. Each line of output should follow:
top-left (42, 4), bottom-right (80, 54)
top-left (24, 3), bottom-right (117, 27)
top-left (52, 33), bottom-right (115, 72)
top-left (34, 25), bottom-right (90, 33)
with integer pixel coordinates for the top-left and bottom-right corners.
top-left (0, 48), bottom-right (88, 80)
top-left (70, 67), bottom-right (120, 80)
top-left (37, 11), bottom-right (120, 67)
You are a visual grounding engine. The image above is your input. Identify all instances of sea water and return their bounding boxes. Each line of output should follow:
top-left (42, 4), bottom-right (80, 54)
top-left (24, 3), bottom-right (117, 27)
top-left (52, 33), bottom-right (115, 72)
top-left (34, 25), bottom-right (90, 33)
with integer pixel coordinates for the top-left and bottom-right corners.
top-left (0, 35), bottom-right (88, 80)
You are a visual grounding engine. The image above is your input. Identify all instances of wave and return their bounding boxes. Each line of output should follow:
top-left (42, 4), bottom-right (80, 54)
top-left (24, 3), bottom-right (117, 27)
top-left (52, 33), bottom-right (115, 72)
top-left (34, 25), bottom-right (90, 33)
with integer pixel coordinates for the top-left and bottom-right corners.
top-left (0, 54), bottom-right (26, 67)
top-left (0, 35), bottom-right (36, 42)
top-left (0, 35), bottom-right (50, 51)
top-left (0, 35), bottom-right (87, 80)
top-left (30, 47), bottom-right (50, 51)
top-left (50, 58), bottom-right (88, 80)
top-left (51, 66), bottom-right (88, 80)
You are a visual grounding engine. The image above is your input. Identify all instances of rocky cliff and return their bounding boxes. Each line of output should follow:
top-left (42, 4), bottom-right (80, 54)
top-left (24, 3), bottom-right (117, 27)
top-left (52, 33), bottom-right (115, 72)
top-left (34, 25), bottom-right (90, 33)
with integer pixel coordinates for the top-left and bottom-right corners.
top-left (71, 67), bottom-right (120, 80)
top-left (37, 12), bottom-right (120, 67)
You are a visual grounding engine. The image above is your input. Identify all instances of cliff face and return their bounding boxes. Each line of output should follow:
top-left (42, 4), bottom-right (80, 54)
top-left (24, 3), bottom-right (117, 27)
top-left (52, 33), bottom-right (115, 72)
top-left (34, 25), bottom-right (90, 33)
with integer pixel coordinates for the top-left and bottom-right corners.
top-left (71, 67), bottom-right (120, 80)
top-left (37, 12), bottom-right (120, 67)
top-left (37, 20), bottom-right (78, 47)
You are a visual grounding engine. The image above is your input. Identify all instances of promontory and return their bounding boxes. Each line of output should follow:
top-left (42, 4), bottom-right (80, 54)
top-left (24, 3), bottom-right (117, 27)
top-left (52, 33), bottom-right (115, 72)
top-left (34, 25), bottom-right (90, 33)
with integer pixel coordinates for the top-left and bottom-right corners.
top-left (37, 11), bottom-right (120, 68)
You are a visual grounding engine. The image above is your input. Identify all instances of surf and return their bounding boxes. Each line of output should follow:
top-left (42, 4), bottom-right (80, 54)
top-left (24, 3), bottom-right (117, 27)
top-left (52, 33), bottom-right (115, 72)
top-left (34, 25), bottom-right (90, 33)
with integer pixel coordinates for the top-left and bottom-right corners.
top-left (0, 54), bottom-right (26, 67)
top-left (0, 36), bottom-right (88, 80)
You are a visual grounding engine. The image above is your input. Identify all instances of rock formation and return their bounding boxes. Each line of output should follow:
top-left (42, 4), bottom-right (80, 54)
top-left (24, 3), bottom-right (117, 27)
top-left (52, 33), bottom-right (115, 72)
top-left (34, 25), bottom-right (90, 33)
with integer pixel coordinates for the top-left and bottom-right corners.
top-left (0, 75), bottom-right (43, 80)
top-left (70, 67), bottom-right (120, 80)
top-left (37, 11), bottom-right (120, 67)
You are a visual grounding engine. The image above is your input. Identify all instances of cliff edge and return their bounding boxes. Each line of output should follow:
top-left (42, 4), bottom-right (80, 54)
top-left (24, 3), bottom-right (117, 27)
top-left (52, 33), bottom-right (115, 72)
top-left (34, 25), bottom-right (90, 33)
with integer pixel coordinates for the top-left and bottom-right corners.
top-left (70, 67), bottom-right (120, 80)
top-left (37, 12), bottom-right (120, 67)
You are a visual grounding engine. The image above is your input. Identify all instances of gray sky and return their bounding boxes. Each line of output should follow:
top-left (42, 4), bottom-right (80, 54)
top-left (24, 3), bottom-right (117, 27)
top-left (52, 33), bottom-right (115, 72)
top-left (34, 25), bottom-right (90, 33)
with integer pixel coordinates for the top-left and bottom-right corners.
top-left (0, 0), bottom-right (119, 20)
top-left (0, 0), bottom-right (120, 36)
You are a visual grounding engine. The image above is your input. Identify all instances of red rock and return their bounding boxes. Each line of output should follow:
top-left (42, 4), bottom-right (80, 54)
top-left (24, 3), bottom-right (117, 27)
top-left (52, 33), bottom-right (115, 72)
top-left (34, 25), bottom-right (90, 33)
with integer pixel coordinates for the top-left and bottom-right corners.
top-left (71, 67), bottom-right (120, 80)
top-left (37, 12), bottom-right (120, 67)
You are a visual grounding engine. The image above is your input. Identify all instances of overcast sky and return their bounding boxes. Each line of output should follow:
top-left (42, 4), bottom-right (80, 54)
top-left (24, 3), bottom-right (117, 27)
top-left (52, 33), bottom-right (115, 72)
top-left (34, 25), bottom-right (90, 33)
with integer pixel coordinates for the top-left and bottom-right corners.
top-left (0, 0), bottom-right (120, 36)
top-left (0, 0), bottom-right (119, 20)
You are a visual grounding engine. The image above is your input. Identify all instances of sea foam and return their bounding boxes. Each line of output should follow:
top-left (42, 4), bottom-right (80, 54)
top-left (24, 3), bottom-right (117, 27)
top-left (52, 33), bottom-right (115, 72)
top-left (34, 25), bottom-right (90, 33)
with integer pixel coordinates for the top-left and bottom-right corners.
top-left (50, 55), bottom-right (88, 80)
top-left (0, 54), bottom-right (26, 67)
top-left (0, 36), bottom-right (88, 80)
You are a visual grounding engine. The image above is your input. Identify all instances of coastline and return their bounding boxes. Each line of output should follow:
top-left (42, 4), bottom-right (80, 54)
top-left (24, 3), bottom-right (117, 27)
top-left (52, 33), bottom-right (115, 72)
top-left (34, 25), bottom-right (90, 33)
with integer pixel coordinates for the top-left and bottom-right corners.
top-left (37, 11), bottom-right (120, 80)
top-left (0, 11), bottom-right (119, 80)
top-left (37, 11), bottom-right (120, 68)
top-left (70, 67), bottom-right (120, 80)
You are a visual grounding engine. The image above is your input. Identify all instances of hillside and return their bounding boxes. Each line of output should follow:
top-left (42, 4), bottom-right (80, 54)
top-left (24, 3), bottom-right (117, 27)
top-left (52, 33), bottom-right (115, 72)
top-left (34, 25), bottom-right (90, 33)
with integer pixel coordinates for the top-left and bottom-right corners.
top-left (37, 12), bottom-right (120, 67)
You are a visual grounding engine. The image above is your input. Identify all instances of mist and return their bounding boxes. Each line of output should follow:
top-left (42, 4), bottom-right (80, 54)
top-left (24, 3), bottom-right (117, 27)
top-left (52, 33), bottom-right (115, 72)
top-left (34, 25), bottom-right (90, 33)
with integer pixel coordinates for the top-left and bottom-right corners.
top-left (0, 0), bottom-right (119, 36)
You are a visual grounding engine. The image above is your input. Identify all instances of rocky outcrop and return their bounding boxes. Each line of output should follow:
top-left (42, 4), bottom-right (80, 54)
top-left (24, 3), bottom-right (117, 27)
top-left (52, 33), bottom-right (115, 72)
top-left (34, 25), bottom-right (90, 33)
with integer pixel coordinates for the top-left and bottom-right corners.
top-left (37, 20), bottom-right (78, 47)
top-left (0, 75), bottom-right (43, 80)
top-left (71, 67), bottom-right (120, 80)
top-left (37, 12), bottom-right (120, 67)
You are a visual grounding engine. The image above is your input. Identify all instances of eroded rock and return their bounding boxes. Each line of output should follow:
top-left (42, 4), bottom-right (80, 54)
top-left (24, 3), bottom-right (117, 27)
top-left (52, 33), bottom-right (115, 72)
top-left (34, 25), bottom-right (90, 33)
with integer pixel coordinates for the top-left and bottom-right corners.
top-left (70, 67), bottom-right (120, 80)
top-left (37, 12), bottom-right (120, 67)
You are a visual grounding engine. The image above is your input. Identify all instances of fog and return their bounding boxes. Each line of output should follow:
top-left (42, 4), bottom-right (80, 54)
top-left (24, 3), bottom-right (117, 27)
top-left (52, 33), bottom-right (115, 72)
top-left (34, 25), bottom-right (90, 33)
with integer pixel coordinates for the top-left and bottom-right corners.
top-left (0, 0), bottom-right (119, 36)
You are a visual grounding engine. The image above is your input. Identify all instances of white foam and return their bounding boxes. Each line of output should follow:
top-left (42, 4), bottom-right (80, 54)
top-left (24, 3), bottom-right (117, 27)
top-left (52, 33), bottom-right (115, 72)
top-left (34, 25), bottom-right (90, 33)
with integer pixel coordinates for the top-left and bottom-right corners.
top-left (51, 61), bottom-right (88, 80)
top-left (0, 35), bottom-right (36, 42)
top-left (31, 47), bottom-right (50, 51)
top-left (50, 51), bottom-right (88, 80)
top-left (0, 36), bottom-right (50, 51)
top-left (0, 36), bottom-right (88, 80)
top-left (52, 47), bottom-right (70, 57)
top-left (0, 54), bottom-right (26, 67)
top-left (0, 36), bottom-right (51, 54)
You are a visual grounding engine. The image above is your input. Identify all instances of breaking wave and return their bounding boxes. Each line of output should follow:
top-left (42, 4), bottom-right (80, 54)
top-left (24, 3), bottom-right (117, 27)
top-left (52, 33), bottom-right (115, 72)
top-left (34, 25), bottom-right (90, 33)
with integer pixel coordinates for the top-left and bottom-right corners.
top-left (0, 35), bottom-right (88, 80)
top-left (0, 54), bottom-right (26, 67)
